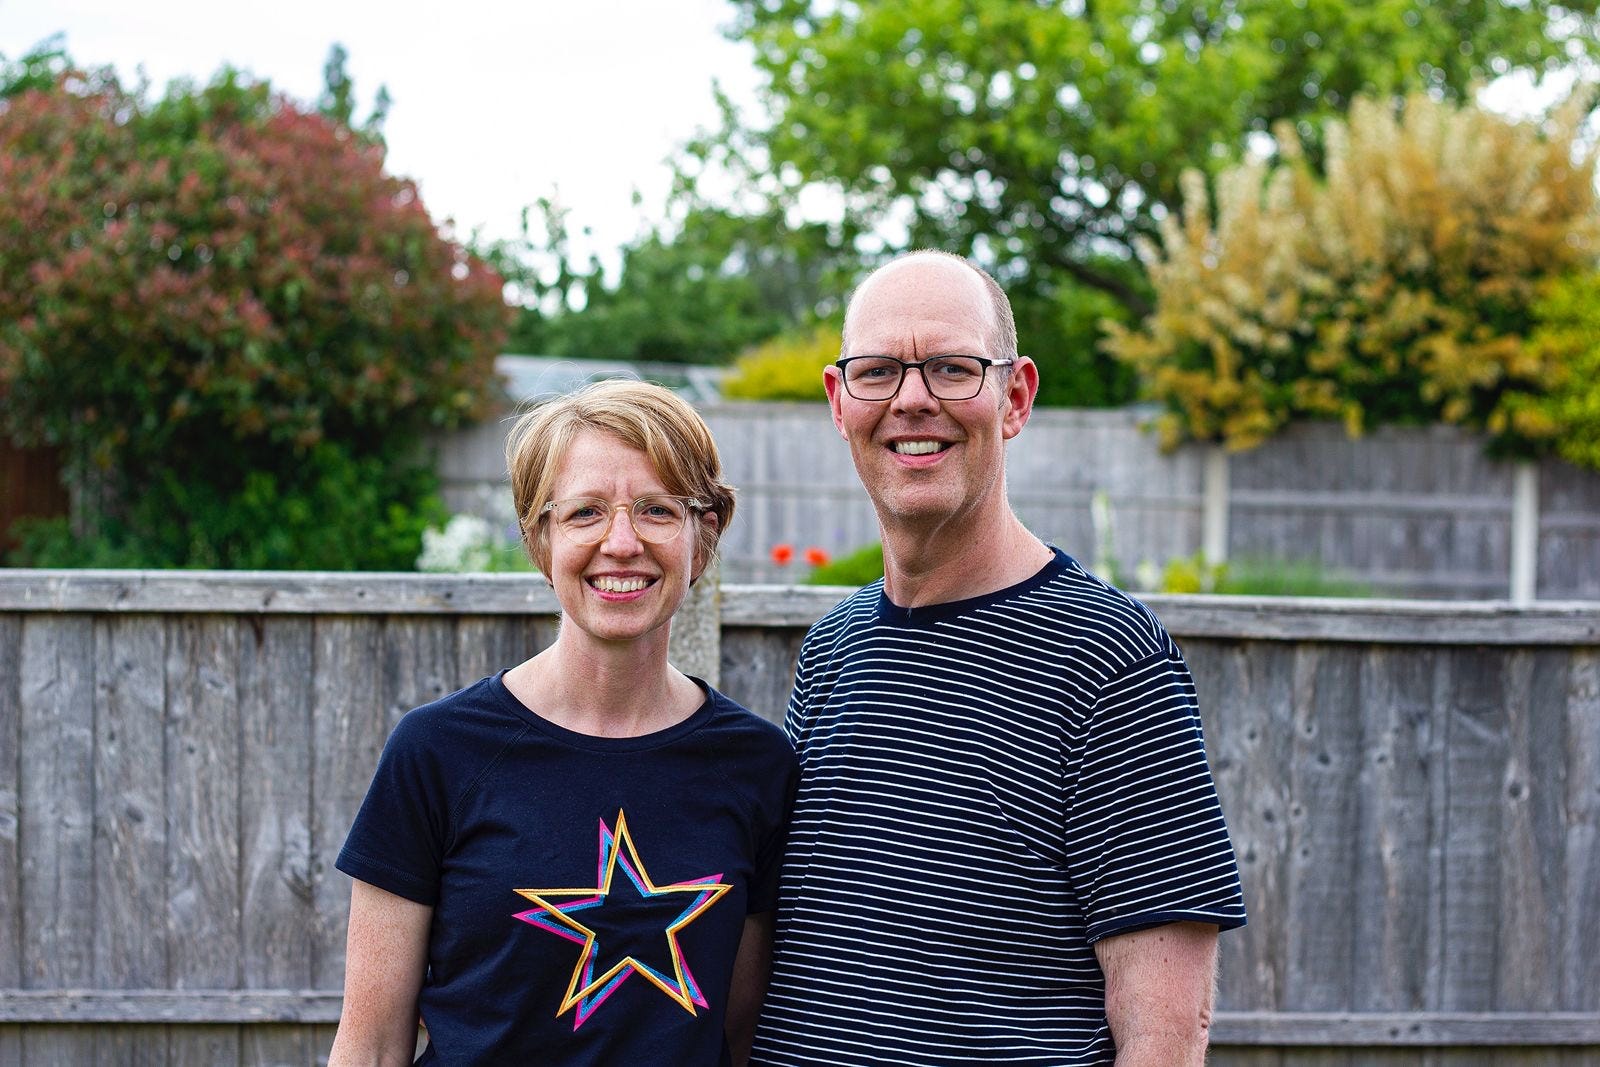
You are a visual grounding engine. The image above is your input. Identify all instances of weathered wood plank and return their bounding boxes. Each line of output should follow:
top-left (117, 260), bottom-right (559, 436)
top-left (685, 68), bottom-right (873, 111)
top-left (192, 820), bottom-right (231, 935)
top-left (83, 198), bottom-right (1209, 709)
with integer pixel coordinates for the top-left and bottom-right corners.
top-left (1495, 650), bottom-right (1571, 1011)
top-left (239, 617), bottom-right (317, 993)
top-left (718, 627), bottom-right (805, 726)
top-left (0, 615), bottom-right (21, 990)
top-left (1282, 644), bottom-right (1363, 1010)
top-left (6, 573), bottom-right (1598, 646)
top-left (1563, 650), bottom-right (1600, 1011)
top-left (453, 615), bottom-right (553, 684)
top-left (0, 571), bottom-right (561, 615)
top-left (380, 617), bottom-right (460, 736)
top-left (309, 618), bottom-right (388, 990)
top-left (92, 615), bottom-right (170, 1064)
top-left (166, 616), bottom-right (242, 988)
top-left (168, 1024), bottom-right (241, 1067)
top-left (1199, 639), bottom-right (1294, 1012)
top-left (17, 615), bottom-right (98, 1065)
top-left (1351, 645), bottom-right (1437, 1011)
top-left (2, 996), bottom-right (1595, 1046)
top-left (92, 616), bottom-right (169, 989)
top-left (241, 1022), bottom-right (315, 1067)
top-left (1438, 647), bottom-right (1507, 1012)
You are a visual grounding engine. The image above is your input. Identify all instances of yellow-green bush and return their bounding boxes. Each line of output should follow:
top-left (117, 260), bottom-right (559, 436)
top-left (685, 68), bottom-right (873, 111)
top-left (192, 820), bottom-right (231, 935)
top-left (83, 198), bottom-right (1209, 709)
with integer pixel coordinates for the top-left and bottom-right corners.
top-left (1517, 272), bottom-right (1600, 470)
top-left (720, 326), bottom-right (841, 401)
top-left (1104, 93), bottom-right (1600, 458)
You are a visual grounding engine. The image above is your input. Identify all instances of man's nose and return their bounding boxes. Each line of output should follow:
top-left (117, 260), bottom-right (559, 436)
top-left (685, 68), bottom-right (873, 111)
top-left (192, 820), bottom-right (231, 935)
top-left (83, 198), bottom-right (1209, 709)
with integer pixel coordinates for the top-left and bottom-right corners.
top-left (891, 362), bottom-right (941, 415)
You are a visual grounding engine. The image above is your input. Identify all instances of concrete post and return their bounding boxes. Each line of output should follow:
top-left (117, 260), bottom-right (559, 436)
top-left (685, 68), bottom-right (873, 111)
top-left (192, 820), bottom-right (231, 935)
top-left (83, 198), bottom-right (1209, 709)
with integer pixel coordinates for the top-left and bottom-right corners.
top-left (670, 557), bottom-right (721, 685)
top-left (1509, 462), bottom-right (1539, 605)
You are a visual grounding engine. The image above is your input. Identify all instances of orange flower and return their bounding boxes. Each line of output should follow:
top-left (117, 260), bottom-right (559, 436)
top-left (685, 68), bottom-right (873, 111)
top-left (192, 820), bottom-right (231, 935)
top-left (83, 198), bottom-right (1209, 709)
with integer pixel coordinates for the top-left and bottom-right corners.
top-left (770, 543), bottom-right (795, 566)
top-left (804, 546), bottom-right (831, 567)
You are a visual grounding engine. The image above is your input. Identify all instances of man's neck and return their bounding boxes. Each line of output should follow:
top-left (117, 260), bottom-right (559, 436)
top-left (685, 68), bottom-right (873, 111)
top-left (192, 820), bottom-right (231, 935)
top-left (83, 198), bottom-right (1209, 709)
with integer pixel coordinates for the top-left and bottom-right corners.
top-left (879, 509), bottom-right (1051, 609)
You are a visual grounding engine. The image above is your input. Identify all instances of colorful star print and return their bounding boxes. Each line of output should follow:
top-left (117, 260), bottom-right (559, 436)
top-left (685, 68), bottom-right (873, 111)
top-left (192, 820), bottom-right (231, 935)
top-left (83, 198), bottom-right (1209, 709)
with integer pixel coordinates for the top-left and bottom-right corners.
top-left (513, 810), bottom-right (731, 1029)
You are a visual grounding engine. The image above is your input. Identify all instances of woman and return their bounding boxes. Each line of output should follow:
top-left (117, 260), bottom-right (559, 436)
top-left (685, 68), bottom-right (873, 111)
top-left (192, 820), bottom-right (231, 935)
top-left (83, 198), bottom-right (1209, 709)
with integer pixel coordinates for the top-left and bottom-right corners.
top-left (330, 380), bottom-right (796, 1065)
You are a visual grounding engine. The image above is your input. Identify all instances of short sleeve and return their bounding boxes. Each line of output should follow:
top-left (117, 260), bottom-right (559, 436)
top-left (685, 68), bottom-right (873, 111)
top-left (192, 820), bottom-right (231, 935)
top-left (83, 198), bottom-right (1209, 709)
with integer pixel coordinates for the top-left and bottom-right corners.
top-left (1064, 639), bottom-right (1247, 942)
top-left (335, 709), bottom-right (453, 906)
top-left (747, 754), bottom-right (799, 913)
top-left (781, 637), bottom-right (813, 753)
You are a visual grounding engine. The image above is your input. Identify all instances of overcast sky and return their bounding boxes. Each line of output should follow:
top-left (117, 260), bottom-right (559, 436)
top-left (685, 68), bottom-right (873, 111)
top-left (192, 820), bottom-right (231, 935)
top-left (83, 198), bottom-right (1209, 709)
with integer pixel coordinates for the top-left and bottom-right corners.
top-left (1, 0), bottom-right (762, 257)
top-left (4, 1), bottom-right (1589, 270)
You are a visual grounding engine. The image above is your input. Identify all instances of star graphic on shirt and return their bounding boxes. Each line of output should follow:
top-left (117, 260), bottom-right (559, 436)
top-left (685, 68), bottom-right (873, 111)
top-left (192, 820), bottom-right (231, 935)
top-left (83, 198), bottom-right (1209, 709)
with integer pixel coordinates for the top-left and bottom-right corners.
top-left (512, 810), bottom-right (732, 1029)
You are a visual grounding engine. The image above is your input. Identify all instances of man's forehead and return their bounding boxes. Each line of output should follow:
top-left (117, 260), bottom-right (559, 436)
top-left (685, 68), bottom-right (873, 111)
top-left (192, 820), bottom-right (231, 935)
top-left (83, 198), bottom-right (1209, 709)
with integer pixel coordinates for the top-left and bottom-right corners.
top-left (848, 255), bottom-right (995, 342)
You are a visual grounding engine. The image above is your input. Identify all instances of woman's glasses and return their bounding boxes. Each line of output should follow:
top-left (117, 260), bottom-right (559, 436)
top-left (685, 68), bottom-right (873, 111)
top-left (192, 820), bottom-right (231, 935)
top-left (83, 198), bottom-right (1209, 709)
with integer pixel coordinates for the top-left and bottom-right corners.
top-left (538, 495), bottom-right (704, 545)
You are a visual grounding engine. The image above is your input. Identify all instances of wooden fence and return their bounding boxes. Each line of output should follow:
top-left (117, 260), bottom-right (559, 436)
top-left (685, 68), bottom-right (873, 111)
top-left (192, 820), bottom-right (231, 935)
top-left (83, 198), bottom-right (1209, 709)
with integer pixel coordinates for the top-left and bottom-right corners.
top-left (438, 405), bottom-right (1600, 599)
top-left (0, 571), bottom-right (1597, 1065)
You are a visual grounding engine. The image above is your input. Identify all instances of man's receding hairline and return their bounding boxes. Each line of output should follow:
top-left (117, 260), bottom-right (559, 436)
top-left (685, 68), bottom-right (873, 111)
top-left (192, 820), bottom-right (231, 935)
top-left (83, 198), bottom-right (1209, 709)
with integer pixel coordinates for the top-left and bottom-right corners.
top-left (843, 250), bottom-right (1016, 360)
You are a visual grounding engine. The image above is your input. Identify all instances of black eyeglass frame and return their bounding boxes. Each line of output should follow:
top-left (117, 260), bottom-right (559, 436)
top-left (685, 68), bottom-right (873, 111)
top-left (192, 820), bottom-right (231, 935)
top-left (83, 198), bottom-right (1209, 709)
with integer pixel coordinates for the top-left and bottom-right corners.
top-left (834, 354), bottom-right (1017, 402)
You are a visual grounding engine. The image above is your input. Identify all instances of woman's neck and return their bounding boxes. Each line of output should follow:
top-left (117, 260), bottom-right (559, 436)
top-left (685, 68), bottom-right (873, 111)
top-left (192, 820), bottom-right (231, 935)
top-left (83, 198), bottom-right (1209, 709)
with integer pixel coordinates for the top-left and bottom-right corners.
top-left (506, 627), bottom-right (701, 738)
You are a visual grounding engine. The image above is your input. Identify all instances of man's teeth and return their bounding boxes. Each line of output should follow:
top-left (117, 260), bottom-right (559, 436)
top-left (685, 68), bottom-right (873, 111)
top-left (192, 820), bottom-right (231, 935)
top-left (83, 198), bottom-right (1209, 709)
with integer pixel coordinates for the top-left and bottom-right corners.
top-left (892, 440), bottom-right (945, 455)
top-left (592, 577), bottom-right (650, 593)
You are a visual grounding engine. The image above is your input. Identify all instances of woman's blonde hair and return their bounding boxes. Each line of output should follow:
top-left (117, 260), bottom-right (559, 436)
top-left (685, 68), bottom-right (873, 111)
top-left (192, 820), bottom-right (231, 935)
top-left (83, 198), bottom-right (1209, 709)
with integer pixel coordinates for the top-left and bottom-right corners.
top-left (506, 379), bottom-right (736, 577)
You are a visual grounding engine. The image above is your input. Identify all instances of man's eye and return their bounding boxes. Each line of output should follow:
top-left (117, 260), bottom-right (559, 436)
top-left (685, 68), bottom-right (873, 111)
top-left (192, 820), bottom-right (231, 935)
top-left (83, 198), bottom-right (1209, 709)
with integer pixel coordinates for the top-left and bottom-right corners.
top-left (856, 364), bottom-right (894, 379)
top-left (932, 360), bottom-right (978, 378)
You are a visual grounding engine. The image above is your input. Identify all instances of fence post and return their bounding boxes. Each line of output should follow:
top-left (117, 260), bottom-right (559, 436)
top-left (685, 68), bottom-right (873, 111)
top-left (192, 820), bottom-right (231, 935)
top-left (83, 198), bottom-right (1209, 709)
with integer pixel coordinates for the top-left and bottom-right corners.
top-left (1509, 462), bottom-right (1539, 605)
top-left (1203, 445), bottom-right (1230, 566)
top-left (670, 558), bottom-right (722, 686)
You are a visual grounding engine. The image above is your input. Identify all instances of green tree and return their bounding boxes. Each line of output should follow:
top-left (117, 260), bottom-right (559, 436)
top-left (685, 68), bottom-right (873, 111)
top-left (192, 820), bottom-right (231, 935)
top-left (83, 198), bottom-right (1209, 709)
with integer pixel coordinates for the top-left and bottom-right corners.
top-left (0, 59), bottom-right (509, 568)
top-left (707, 0), bottom-right (1598, 402)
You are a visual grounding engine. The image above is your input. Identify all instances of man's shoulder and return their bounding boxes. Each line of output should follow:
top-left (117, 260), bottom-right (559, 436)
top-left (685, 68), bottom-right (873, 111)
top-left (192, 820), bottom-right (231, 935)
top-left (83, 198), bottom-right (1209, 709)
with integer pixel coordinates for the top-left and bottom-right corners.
top-left (977, 551), bottom-right (1175, 669)
top-left (805, 580), bottom-right (884, 636)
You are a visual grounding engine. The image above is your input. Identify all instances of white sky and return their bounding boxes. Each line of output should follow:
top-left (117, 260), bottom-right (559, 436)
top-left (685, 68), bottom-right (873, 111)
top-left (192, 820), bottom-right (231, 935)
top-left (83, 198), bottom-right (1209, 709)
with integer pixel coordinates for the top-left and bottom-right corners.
top-left (3, 1), bottom-right (1591, 268)
top-left (0, 0), bottom-right (763, 258)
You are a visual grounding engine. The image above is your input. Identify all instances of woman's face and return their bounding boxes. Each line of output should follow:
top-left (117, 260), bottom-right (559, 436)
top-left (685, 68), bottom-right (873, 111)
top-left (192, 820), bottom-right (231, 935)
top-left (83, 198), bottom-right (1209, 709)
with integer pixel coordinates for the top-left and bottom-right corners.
top-left (543, 429), bottom-right (711, 647)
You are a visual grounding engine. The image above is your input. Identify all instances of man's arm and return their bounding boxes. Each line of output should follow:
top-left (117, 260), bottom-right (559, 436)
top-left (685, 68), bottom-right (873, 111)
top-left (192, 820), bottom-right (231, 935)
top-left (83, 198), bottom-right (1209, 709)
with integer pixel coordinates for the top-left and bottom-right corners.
top-left (725, 911), bottom-right (775, 1067)
top-left (1094, 920), bottom-right (1219, 1067)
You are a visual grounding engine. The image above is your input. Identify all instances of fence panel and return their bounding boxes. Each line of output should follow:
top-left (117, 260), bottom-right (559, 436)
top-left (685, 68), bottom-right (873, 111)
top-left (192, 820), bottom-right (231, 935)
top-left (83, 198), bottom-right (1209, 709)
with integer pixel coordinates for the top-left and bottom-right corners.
top-left (0, 573), bottom-right (1597, 1064)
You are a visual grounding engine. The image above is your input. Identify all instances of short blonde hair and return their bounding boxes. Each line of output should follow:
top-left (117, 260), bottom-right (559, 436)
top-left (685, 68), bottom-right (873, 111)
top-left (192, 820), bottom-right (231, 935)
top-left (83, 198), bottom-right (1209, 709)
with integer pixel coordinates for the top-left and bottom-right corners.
top-left (506, 379), bottom-right (736, 576)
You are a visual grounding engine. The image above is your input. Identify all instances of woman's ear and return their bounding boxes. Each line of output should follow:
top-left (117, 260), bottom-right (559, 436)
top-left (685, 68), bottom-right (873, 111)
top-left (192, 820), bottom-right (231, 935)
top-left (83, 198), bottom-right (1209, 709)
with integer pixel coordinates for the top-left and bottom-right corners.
top-left (689, 509), bottom-right (721, 584)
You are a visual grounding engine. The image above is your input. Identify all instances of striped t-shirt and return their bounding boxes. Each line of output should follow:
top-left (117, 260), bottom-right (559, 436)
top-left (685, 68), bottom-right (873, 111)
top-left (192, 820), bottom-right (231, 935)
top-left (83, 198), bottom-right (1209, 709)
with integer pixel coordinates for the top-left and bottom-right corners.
top-left (752, 548), bottom-right (1246, 1066)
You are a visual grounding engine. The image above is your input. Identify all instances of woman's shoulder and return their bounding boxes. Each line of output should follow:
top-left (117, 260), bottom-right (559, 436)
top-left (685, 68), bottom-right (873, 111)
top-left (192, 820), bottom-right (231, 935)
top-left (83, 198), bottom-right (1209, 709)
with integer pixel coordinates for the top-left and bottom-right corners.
top-left (386, 673), bottom-right (529, 754)
top-left (698, 686), bottom-right (793, 753)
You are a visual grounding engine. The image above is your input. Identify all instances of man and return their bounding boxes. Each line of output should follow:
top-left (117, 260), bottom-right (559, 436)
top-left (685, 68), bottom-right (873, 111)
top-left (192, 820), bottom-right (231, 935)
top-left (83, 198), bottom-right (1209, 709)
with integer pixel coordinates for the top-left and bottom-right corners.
top-left (751, 251), bottom-right (1246, 1066)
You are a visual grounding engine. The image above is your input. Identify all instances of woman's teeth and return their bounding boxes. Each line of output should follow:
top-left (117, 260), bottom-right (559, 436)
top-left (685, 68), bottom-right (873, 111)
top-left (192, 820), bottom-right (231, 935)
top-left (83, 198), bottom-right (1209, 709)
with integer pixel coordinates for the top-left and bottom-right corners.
top-left (591, 577), bottom-right (650, 593)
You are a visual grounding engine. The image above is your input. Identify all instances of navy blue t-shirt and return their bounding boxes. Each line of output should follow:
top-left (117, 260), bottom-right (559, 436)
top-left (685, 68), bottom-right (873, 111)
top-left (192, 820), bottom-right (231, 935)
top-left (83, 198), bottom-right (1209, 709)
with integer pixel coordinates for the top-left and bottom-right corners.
top-left (337, 672), bottom-right (797, 1066)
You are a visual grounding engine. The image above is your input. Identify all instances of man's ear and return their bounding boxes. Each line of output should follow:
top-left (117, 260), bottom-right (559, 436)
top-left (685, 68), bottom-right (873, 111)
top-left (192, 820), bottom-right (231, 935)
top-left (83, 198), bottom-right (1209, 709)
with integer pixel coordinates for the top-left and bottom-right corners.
top-left (824, 365), bottom-right (848, 438)
top-left (1001, 357), bottom-right (1040, 440)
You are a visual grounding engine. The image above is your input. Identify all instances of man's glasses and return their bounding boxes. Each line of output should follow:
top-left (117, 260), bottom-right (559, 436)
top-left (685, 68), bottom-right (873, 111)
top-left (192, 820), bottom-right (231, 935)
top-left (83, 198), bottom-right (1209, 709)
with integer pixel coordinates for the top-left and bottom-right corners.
top-left (538, 495), bottom-right (704, 546)
top-left (835, 354), bottom-right (1016, 401)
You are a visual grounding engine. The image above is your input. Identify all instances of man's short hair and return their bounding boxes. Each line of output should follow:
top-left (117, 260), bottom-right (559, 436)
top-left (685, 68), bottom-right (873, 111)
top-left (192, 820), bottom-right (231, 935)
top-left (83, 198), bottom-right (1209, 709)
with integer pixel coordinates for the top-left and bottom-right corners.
top-left (506, 379), bottom-right (736, 575)
top-left (842, 249), bottom-right (1019, 362)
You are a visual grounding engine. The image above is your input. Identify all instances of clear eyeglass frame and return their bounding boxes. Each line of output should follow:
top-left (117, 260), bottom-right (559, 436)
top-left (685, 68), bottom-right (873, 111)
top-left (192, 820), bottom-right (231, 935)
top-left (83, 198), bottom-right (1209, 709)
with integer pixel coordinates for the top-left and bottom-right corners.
top-left (537, 494), bottom-right (706, 546)
top-left (835, 354), bottom-right (1017, 401)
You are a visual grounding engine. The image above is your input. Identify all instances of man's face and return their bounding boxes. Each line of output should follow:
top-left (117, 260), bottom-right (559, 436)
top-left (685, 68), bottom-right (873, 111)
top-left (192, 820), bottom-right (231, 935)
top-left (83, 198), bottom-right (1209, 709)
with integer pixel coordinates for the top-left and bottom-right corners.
top-left (825, 256), bottom-right (1036, 532)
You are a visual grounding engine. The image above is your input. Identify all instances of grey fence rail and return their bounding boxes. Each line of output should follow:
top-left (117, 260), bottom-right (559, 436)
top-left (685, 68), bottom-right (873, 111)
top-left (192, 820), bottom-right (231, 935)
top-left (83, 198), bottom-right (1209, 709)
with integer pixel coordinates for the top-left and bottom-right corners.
top-left (438, 405), bottom-right (1600, 598)
top-left (0, 570), bottom-right (1597, 1065)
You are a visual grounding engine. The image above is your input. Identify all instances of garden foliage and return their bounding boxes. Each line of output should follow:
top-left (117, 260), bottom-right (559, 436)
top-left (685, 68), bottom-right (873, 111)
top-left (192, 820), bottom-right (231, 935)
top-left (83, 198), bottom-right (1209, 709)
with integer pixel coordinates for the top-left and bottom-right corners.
top-left (705, 0), bottom-right (1599, 405)
top-left (721, 326), bottom-right (842, 401)
top-left (1104, 93), bottom-right (1600, 459)
top-left (0, 55), bottom-right (510, 567)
